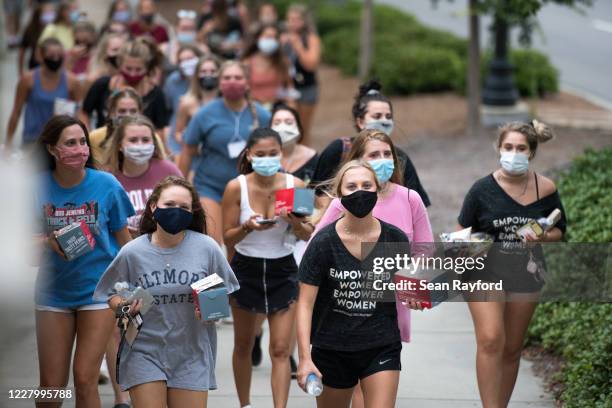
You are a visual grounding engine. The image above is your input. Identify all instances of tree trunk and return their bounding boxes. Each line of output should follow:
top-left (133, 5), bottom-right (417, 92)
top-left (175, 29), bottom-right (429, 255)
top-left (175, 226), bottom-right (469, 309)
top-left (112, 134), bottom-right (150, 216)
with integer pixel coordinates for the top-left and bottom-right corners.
top-left (467, 0), bottom-right (481, 135)
top-left (359, 0), bottom-right (374, 80)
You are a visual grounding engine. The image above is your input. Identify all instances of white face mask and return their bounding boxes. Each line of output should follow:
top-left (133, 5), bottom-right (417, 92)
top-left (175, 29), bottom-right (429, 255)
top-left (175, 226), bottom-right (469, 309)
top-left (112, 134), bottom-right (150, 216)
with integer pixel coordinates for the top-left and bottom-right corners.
top-left (123, 144), bottom-right (155, 165)
top-left (272, 123), bottom-right (300, 146)
top-left (500, 151), bottom-right (529, 175)
top-left (179, 57), bottom-right (199, 77)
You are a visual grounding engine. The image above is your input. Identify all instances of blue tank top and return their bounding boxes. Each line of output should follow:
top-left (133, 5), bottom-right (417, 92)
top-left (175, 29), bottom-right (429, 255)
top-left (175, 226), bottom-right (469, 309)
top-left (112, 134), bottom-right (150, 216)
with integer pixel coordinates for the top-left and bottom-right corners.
top-left (23, 69), bottom-right (69, 144)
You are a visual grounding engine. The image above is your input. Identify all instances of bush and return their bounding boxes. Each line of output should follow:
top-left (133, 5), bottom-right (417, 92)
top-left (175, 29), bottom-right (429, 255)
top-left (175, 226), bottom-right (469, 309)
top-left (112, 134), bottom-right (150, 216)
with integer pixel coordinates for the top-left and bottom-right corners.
top-left (277, 0), bottom-right (559, 97)
top-left (527, 148), bottom-right (612, 407)
top-left (556, 148), bottom-right (612, 243)
top-left (375, 46), bottom-right (463, 94)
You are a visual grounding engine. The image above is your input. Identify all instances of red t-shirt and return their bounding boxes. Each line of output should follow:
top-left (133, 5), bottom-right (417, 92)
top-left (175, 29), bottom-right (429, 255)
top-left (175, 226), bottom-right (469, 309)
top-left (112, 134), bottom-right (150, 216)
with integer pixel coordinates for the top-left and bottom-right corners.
top-left (114, 159), bottom-right (182, 230)
top-left (128, 21), bottom-right (169, 44)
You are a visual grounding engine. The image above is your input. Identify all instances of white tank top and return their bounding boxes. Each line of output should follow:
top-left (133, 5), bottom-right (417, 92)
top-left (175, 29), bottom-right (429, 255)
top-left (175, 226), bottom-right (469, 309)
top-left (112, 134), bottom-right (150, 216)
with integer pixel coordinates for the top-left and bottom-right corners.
top-left (235, 173), bottom-right (295, 259)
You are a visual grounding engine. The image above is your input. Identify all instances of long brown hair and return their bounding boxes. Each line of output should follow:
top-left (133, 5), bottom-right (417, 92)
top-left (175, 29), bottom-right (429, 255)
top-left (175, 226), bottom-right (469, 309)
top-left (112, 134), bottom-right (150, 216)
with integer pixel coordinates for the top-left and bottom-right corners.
top-left (106, 114), bottom-right (165, 173)
top-left (139, 176), bottom-right (207, 235)
top-left (345, 129), bottom-right (404, 185)
top-left (37, 115), bottom-right (95, 171)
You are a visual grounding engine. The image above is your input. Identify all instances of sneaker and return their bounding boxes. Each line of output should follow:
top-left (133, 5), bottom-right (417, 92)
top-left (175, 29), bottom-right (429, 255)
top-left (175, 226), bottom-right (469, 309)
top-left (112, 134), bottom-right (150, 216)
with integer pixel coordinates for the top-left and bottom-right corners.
top-left (289, 355), bottom-right (297, 379)
top-left (251, 334), bottom-right (262, 367)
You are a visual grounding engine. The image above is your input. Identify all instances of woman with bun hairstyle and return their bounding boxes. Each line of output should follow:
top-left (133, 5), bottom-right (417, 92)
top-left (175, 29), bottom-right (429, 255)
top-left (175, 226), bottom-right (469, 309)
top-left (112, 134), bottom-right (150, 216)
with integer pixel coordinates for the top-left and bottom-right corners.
top-left (297, 160), bottom-right (408, 408)
top-left (94, 176), bottom-right (239, 408)
top-left (457, 121), bottom-right (566, 408)
top-left (222, 128), bottom-right (313, 408)
top-left (311, 80), bottom-right (430, 209)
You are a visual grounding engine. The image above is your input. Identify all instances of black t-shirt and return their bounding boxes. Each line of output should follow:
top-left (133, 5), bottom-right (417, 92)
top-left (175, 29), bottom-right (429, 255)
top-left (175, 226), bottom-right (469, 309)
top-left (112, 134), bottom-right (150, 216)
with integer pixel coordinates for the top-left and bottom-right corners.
top-left (299, 219), bottom-right (407, 351)
top-left (311, 137), bottom-right (431, 207)
top-left (82, 76), bottom-right (170, 129)
top-left (458, 173), bottom-right (567, 291)
top-left (289, 153), bottom-right (319, 186)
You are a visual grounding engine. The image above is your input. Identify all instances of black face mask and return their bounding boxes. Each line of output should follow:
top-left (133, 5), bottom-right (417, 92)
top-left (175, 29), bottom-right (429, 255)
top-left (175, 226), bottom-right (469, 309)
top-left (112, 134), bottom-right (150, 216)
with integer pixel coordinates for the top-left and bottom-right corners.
top-left (153, 207), bottom-right (193, 235)
top-left (199, 75), bottom-right (218, 90)
top-left (341, 190), bottom-right (378, 218)
top-left (140, 13), bottom-right (154, 24)
top-left (106, 55), bottom-right (119, 69)
top-left (43, 57), bottom-right (63, 71)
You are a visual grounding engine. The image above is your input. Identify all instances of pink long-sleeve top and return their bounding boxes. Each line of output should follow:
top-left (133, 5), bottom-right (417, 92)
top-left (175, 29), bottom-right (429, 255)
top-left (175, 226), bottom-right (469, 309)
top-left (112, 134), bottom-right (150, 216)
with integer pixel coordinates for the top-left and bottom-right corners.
top-left (312, 183), bottom-right (433, 244)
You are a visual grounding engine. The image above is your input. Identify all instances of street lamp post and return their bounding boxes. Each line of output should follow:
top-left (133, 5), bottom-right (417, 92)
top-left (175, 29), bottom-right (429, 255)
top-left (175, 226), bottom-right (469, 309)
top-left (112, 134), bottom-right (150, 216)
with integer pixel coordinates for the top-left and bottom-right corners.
top-left (482, 11), bottom-right (518, 106)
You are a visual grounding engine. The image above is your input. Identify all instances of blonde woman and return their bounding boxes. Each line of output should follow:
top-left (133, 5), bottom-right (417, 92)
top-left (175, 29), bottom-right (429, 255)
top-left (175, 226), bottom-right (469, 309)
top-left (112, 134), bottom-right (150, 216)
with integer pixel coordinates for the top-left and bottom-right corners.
top-left (297, 160), bottom-right (407, 408)
top-left (86, 32), bottom-right (126, 85)
top-left (458, 121), bottom-right (566, 407)
top-left (179, 61), bottom-right (270, 245)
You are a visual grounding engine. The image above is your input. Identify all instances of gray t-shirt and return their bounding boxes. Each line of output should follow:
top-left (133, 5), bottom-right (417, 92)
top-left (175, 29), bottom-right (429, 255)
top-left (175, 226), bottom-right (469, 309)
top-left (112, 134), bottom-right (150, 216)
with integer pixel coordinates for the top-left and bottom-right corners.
top-left (94, 230), bottom-right (239, 391)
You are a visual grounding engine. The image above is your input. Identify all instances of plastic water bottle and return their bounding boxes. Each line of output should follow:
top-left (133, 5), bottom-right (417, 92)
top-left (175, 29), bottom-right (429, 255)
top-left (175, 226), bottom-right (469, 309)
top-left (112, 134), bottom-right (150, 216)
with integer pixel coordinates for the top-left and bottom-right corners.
top-left (114, 281), bottom-right (134, 301)
top-left (306, 373), bottom-right (323, 396)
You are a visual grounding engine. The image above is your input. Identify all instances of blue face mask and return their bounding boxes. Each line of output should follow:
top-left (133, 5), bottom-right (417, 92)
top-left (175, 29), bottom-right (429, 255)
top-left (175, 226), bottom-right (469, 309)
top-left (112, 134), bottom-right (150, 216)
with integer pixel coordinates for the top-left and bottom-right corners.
top-left (365, 119), bottom-right (394, 136)
top-left (177, 31), bottom-right (196, 44)
top-left (251, 155), bottom-right (281, 177)
top-left (153, 207), bottom-right (193, 235)
top-left (500, 151), bottom-right (529, 175)
top-left (112, 10), bottom-right (132, 23)
top-left (369, 158), bottom-right (395, 183)
top-left (70, 10), bottom-right (81, 23)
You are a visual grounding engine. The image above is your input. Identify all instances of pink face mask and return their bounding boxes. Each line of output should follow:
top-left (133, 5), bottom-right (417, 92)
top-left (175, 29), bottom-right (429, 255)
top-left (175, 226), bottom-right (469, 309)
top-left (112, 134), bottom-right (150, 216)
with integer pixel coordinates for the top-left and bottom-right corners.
top-left (220, 82), bottom-right (247, 101)
top-left (54, 144), bottom-right (90, 169)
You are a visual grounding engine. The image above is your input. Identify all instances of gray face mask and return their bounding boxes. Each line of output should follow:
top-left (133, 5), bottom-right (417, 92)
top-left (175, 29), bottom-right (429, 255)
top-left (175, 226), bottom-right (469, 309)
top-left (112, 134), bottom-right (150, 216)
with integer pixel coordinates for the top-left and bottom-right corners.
top-left (365, 119), bottom-right (394, 136)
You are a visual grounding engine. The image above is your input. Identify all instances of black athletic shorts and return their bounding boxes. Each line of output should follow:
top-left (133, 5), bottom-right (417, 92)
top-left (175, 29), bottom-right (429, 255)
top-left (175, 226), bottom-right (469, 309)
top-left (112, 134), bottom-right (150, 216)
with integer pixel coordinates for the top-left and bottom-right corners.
top-left (311, 341), bottom-right (402, 389)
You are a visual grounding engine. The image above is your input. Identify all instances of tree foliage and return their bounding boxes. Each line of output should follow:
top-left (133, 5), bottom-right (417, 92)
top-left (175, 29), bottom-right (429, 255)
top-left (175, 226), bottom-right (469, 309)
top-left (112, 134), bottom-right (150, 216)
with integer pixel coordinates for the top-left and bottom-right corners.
top-left (434, 0), bottom-right (593, 45)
